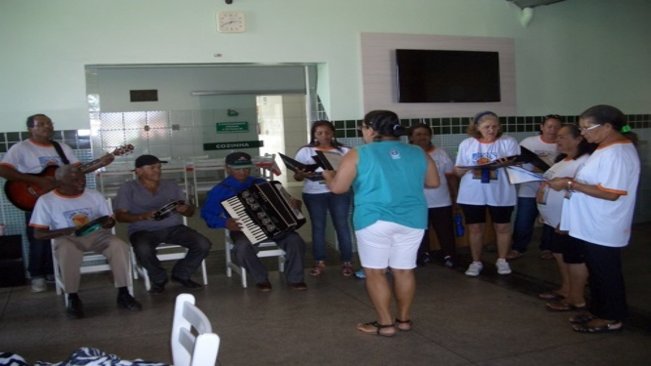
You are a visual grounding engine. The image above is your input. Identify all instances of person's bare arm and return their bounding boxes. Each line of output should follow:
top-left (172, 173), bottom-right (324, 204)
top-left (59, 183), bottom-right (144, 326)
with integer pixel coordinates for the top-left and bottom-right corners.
top-left (114, 208), bottom-right (156, 223)
top-left (322, 149), bottom-right (358, 194)
top-left (547, 177), bottom-right (621, 201)
top-left (424, 153), bottom-right (440, 188)
top-left (33, 226), bottom-right (76, 240)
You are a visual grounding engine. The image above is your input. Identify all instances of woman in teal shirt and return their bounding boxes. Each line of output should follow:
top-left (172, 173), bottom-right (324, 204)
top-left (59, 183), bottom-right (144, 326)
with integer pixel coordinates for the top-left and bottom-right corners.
top-left (323, 110), bottom-right (439, 337)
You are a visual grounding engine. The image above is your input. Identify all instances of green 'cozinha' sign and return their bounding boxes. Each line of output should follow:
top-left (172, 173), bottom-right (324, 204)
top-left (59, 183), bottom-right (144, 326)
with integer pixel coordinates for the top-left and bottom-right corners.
top-left (203, 140), bottom-right (264, 150)
top-left (216, 121), bottom-right (248, 133)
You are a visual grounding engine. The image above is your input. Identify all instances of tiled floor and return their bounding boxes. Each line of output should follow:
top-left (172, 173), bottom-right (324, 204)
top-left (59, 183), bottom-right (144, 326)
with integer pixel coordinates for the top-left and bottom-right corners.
top-left (1, 223), bottom-right (650, 365)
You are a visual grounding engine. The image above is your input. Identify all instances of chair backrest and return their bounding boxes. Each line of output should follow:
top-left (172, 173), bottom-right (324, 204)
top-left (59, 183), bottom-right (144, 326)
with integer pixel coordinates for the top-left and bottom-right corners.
top-left (171, 294), bottom-right (220, 366)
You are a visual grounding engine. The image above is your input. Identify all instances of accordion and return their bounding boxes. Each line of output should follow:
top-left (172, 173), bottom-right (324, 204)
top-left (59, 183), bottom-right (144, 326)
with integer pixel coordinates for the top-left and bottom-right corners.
top-left (221, 181), bottom-right (306, 244)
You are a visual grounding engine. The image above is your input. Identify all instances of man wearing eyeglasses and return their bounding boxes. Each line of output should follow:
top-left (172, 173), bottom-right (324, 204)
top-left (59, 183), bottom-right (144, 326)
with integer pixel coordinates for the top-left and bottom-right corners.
top-left (0, 114), bottom-right (82, 293)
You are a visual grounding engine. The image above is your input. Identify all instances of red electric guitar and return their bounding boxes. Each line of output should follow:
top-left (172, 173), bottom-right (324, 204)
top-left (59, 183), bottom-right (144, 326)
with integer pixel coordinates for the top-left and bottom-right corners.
top-left (4, 144), bottom-right (134, 211)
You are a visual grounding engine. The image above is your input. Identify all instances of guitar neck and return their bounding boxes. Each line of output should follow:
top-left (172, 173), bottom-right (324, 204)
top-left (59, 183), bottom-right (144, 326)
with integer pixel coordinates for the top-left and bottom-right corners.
top-left (80, 154), bottom-right (111, 173)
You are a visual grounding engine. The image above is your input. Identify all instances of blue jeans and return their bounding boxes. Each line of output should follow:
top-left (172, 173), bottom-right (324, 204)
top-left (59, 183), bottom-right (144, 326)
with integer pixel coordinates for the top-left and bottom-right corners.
top-left (129, 225), bottom-right (212, 284)
top-left (303, 191), bottom-right (353, 262)
top-left (511, 197), bottom-right (541, 253)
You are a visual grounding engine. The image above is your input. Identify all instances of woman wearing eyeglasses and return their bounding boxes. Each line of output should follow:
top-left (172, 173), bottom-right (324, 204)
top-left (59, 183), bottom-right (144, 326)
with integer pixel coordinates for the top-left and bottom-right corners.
top-left (323, 110), bottom-right (439, 337)
top-left (547, 105), bottom-right (640, 333)
top-left (454, 111), bottom-right (520, 277)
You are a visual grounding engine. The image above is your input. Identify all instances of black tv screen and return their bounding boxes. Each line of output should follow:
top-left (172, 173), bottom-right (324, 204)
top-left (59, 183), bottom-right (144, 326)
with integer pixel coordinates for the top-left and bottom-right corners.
top-left (396, 49), bottom-right (501, 103)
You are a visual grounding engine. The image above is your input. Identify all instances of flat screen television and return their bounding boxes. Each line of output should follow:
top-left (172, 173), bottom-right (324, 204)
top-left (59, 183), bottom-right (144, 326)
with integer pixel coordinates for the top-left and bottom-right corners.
top-left (396, 49), bottom-right (501, 103)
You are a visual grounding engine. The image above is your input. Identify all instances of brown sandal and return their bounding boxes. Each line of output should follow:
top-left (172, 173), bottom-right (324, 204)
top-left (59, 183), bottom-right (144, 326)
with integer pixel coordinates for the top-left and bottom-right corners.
top-left (356, 321), bottom-right (396, 337)
top-left (395, 318), bottom-right (412, 331)
top-left (341, 262), bottom-right (354, 277)
top-left (309, 261), bottom-right (326, 277)
top-left (546, 301), bottom-right (587, 312)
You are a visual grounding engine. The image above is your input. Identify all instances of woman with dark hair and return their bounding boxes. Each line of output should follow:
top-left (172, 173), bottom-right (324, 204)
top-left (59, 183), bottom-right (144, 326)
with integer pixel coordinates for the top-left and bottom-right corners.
top-left (547, 105), bottom-right (640, 333)
top-left (509, 115), bottom-right (561, 260)
top-left (536, 124), bottom-right (595, 312)
top-left (454, 111), bottom-right (520, 277)
top-left (323, 110), bottom-right (439, 337)
top-left (408, 124), bottom-right (458, 268)
top-left (294, 121), bottom-right (354, 277)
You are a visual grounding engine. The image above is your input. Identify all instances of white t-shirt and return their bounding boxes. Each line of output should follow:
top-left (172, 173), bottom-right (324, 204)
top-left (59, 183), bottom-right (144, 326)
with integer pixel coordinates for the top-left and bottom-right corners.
top-left (423, 146), bottom-right (453, 208)
top-left (560, 142), bottom-right (640, 247)
top-left (0, 139), bottom-right (79, 173)
top-left (455, 135), bottom-right (520, 206)
top-left (30, 189), bottom-right (111, 230)
top-left (537, 154), bottom-right (588, 228)
top-left (294, 145), bottom-right (351, 194)
top-left (518, 135), bottom-right (559, 198)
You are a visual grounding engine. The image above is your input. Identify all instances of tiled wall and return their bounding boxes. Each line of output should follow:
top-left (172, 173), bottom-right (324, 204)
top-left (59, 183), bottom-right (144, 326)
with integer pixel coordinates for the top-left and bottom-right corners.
top-left (333, 114), bottom-right (651, 139)
top-left (333, 113), bottom-right (651, 225)
top-left (0, 130), bottom-right (91, 153)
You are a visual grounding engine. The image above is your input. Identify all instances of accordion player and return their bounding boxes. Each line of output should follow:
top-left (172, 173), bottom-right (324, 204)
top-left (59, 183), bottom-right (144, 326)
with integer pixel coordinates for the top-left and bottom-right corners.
top-left (221, 181), bottom-right (306, 244)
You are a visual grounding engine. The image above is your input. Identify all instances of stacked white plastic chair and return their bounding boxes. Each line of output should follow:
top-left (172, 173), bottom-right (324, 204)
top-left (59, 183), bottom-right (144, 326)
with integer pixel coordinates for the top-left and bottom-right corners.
top-left (171, 293), bottom-right (220, 366)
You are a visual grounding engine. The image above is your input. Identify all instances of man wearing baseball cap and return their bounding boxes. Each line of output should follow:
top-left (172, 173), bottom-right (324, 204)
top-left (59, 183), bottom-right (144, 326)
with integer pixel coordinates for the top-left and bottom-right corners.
top-left (113, 154), bottom-right (212, 293)
top-left (201, 151), bottom-right (308, 291)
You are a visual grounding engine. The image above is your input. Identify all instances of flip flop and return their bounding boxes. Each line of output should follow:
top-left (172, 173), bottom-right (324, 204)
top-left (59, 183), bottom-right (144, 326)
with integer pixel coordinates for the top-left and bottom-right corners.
top-left (357, 321), bottom-right (396, 337)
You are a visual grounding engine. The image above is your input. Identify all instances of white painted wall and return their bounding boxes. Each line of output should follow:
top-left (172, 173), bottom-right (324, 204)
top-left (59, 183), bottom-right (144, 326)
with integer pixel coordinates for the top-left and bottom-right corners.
top-left (1, 0), bottom-right (650, 131)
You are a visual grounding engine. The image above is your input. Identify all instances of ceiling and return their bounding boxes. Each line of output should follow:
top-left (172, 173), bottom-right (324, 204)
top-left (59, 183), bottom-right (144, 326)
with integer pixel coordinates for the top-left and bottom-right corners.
top-left (506, 0), bottom-right (567, 9)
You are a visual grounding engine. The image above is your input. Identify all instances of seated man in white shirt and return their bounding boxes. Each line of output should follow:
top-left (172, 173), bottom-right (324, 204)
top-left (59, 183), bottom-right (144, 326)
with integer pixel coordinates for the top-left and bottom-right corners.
top-left (29, 165), bottom-right (141, 319)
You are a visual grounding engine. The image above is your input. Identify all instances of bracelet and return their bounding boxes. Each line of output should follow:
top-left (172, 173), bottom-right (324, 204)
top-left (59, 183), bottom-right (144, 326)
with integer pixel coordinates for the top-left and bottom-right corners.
top-left (567, 180), bottom-right (574, 191)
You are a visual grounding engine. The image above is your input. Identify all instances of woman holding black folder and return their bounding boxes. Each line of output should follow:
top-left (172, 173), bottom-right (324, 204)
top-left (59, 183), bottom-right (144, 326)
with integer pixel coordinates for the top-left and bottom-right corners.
top-left (454, 111), bottom-right (520, 277)
top-left (293, 120), bottom-right (355, 277)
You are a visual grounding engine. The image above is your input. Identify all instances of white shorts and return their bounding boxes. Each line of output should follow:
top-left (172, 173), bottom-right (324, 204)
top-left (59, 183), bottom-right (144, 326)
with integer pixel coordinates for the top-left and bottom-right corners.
top-left (355, 220), bottom-right (424, 270)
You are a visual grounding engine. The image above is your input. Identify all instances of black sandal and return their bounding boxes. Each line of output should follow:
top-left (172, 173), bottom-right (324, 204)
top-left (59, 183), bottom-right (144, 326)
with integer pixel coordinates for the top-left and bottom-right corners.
top-left (569, 313), bottom-right (595, 325)
top-left (357, 321), bottom-right (396, 337)
top-left (573, 321), bottom-right (623, 333)
top-left (395, 318), bottom-right (412, 331)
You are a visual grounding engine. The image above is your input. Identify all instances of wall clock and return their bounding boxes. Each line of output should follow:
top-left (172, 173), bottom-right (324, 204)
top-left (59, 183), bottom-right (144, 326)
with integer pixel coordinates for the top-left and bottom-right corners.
top-left (217, 11), bottom-right (246, 33)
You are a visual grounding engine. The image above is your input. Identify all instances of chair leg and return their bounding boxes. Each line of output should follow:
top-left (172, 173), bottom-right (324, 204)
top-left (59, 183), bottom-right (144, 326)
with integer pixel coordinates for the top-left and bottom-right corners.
top-left (278, 255), bottom-right (285, 273)
top-left (241, 266), bottom-right (247, 288)
top-left (130, 247), bottom-right (139, 280)
top-left (127, 253), bottom-right (134, 296)
top-left (200, 259), bottom-right (208, 285)
top-left (225, 241), bottom-right (232, 277)
top-left (142, 270), bottom-right (151, 291)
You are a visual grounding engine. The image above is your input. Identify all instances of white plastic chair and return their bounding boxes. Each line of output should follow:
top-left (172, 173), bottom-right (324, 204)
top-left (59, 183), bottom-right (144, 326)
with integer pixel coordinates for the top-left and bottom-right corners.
top-left (224, 230), bottom-right (285, 288)
top-left (171, 293), bottom-right (220, 366)
top-left (52, 198), bottom-right (133, 305)
top-left (130, 216), bottom-right (208, 291)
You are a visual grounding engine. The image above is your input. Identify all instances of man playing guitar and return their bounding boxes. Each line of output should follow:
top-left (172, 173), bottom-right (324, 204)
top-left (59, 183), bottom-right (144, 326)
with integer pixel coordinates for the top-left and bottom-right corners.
top-left (0, 113), bottom-right (114, 293)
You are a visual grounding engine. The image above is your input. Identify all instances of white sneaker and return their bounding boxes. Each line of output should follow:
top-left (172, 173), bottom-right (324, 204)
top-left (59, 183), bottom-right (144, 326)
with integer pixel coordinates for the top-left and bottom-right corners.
top-left (496, 259), bottom-right (512, 275)
top-left (465, 261), bottom-right (483, 277)
top-left (31, 278), bottom-right (46, 293)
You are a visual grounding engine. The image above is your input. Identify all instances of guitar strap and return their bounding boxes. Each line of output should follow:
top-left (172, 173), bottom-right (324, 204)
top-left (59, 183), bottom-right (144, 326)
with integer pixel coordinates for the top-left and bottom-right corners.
top-left (50, 140), bottom-right (71, 165)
